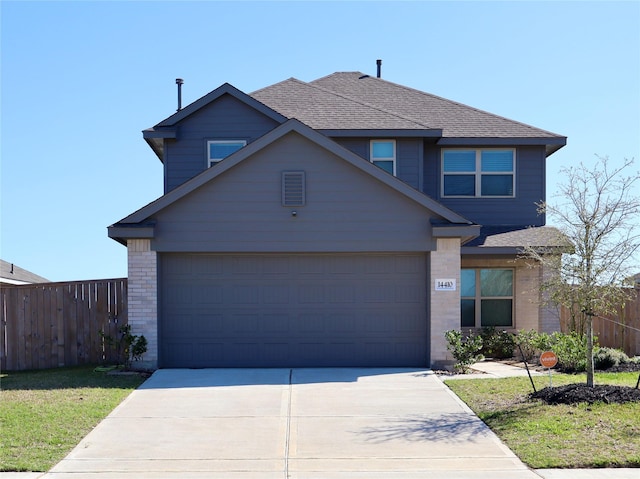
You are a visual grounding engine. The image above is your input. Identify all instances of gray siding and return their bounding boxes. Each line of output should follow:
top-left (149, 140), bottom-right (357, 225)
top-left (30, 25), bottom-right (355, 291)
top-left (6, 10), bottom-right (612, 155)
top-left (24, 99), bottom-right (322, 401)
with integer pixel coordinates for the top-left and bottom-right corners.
top-left (333, 138), bottom-right (421, 190)
top-left (423, 145), bottom-right (546, 226)
top-left (164, 94), bottom-right (281, 192)
top-left (151, 132), bottom-right (436, 252)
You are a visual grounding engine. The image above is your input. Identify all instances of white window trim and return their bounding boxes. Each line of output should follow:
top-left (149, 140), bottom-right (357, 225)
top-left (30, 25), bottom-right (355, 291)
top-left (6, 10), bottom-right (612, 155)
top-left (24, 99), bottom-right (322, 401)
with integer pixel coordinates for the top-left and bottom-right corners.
top-left (441, 148), bottom-right (516, 198)
top-left (370, 139), bottom-right (396, 176)
top-left (207, 140), bottom-right (247, 167)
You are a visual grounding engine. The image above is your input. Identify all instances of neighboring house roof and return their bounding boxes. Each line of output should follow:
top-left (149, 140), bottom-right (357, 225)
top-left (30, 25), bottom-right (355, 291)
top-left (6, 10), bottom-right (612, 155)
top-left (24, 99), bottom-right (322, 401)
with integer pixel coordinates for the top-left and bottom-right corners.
top-left (110, 119), bottom-right (479, 243)
top-left (461, 225), bottom-right (568, 254)
top-left (252, 72), bottom-right (566, 155)
top-left (0, 260), bottom-right (50, 285)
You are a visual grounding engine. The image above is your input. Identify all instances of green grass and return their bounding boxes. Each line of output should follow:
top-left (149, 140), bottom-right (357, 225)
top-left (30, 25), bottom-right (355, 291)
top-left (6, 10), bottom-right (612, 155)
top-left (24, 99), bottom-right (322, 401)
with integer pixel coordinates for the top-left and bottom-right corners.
top-left (445, 372), bottom-right (640, 469)
top-left (0, 366), bottom-right (146, 472)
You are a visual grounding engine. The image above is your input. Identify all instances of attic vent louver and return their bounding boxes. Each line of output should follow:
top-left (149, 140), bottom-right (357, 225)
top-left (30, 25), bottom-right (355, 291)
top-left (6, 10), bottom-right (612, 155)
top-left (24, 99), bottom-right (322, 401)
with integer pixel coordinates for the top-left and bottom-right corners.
top-left (282, 171), bottom-right (306, 207)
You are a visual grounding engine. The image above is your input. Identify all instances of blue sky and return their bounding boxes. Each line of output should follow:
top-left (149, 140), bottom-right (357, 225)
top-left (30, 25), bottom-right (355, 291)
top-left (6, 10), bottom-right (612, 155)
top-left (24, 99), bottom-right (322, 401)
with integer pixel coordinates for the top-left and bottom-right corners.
top-left (1, 1), bottom-right (639, 282)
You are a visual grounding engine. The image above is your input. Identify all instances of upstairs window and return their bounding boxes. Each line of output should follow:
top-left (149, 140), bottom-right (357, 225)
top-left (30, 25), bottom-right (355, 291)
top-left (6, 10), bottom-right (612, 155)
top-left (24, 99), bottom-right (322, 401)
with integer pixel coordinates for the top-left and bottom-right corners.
top-left (370, 140), bottom-right (396, 175)
top-left (461, 268), bottom-right (514, 328)
top-left (207, 140), bottom-right (246, 167)
top-left (442, 149), bottom-right (515, 197)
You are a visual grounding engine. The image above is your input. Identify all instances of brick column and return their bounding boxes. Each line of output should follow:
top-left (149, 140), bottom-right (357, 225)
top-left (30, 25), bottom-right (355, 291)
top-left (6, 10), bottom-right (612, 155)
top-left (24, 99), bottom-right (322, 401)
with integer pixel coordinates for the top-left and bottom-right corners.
top-left (430, 238), bottom-right (461, 369)
top-left (127, 239), bottom-right (158, 369)
top-left (539, 261), bottom-right (561, 333)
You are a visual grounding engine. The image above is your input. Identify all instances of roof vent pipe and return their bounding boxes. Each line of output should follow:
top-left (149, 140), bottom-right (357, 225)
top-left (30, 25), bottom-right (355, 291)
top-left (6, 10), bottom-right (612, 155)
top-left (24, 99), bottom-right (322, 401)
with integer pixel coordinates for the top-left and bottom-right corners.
top-left (376, 59), bottom-right (382, 78)
top-left (176, 78), bottom-right (184, 111)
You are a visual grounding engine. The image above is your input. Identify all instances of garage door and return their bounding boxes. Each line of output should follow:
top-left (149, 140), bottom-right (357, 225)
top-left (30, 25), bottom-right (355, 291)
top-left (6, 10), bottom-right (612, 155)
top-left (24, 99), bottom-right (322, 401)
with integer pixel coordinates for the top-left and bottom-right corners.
top-left (159, 253), bottom-right (428, 368)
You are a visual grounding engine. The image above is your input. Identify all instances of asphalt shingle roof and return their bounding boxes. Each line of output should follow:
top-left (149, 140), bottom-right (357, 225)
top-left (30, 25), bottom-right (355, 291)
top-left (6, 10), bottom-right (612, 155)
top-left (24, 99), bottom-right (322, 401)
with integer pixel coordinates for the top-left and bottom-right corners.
top-left (464, 226), bottom-right (568, 249)
top-left (252, 72), bottom-right (565, 145)
top-left (251, 77), bottom-right (434, 130)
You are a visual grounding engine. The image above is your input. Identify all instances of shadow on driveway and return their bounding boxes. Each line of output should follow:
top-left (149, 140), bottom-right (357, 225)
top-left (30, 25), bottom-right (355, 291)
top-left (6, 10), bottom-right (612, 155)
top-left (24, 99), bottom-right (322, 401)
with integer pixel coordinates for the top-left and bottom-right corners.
top-left (357, 413), bottom-right (490, 444)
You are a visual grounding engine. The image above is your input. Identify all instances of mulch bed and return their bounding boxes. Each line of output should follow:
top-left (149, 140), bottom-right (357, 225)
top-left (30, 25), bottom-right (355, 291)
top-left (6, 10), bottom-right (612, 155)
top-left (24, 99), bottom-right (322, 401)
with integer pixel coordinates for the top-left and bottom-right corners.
top-left (531, 383), bottom-right (640, 405)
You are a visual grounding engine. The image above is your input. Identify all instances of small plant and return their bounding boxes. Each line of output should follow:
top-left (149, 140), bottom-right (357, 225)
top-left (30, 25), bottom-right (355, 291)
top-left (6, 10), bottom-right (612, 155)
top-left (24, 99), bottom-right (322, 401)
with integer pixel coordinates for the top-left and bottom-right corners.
top-left (480, 327), bottom-right (516, 359)
top-left (514, 329), bottom-right (539, 362)
top-left (550, 331), bottom-right (594, 373)
top-left (445, 329), bottom-right (484, 373)
top-left (100, 324), bottom-right (147, 369)
top-left (594, 347), bottom-right (630, 370)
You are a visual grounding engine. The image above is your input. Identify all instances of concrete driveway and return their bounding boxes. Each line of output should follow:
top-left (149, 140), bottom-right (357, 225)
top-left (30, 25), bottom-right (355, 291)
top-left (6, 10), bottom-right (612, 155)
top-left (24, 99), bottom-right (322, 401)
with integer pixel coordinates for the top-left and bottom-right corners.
top-left (46, 368), bottom-right (539, 479)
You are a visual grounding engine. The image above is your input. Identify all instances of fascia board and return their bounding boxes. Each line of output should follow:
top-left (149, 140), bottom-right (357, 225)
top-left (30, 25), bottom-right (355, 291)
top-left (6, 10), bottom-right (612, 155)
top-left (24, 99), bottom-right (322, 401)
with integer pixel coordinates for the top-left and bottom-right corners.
top-left (437, 137), bottom-right (567, 146)
top-left (433, 225), bottom-right (481, 239)
top-left (320, 129), bottom-right (443, 138)
top-left (461, 246), bottom-right (520, 255)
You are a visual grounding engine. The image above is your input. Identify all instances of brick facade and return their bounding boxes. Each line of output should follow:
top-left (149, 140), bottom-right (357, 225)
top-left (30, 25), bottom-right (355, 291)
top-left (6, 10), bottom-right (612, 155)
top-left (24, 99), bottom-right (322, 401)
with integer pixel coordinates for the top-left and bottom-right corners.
top-left (429, 238), bottom-right (461, 368)
top-left (127, 239), bottom-right (158, 369)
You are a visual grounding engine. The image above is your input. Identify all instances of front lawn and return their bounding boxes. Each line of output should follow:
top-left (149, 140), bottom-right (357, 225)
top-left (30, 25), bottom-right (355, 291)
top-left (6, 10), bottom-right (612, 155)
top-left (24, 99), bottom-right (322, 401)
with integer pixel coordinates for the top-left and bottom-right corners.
top-left (0, 366), bottom-right (146, 472)
top-left (445, 372), bottom-right (640, 468)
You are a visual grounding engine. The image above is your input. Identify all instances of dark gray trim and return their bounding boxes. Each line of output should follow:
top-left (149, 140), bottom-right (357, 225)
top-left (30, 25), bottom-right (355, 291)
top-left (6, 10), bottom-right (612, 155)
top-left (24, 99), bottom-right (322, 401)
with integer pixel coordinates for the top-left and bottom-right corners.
top-left (115, 119), bottom-right (474, 226)
top-left (437, 137), bottom-right (566, 146)
top-left (155, 83), bottom-right (288, 128)
top-left (461, 246), bottom-right (521, 255)
top-left (432, 224), bottom-right (480, 238)
top-left (142, 128), bottom-right (177, 139)
top-left (320, 129), bottom-right (443, 138)
top-left (437, 136), bottom-right (567, 157)
top-left (107, 225), bottom-right (155, 245)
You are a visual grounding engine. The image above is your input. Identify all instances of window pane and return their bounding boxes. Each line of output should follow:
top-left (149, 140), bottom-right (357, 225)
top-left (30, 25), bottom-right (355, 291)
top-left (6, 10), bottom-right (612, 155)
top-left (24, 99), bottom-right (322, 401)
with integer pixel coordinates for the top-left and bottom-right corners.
top-left (481, 175), bottom-right (513, 196)
top-left (209, 141), bottom-right (245, 160)
top-left (443, 150), bottom-right (475, 172)
top-left (480, 269), bottom-right (513, 296)
top-left (481, 299), bottom-right (513, 327)
top-left (373, 160), bottom-right (394, 174)
top-left (444, 175), bottom-right (475, 196)
top-left (372, 141), bottom-right (394, 158)
top-left (461, 299), bottom-right (476, 327)
top-left (460, 269), bottom-right (476, 297)
top-left (481, 150), bottom-right (513, 172)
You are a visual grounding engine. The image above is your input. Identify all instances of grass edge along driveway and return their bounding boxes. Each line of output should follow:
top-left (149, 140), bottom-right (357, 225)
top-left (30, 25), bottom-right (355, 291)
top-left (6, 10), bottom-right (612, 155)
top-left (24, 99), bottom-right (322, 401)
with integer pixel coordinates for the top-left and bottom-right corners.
top-left (1, 366), bottom-right (147, 472)
top-left (445, 372), bottom-right (640, 469)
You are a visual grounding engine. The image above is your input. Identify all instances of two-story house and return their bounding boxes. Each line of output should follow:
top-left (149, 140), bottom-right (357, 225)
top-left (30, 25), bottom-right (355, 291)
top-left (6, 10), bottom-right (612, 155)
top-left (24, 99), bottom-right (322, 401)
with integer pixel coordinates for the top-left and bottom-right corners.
top-left (108, 70), bottom-right (566, 370)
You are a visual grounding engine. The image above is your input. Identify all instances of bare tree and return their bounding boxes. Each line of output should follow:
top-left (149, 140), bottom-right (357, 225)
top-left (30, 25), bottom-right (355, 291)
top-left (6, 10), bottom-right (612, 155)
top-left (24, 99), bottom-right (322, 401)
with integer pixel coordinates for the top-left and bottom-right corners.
top-left (522, 156), bottom-right (640, 387)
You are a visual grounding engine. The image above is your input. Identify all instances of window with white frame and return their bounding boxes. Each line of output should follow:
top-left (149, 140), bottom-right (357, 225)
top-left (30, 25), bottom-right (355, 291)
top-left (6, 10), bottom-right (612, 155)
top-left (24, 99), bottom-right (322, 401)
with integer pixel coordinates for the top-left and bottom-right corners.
top-left (207, 140), bottom-right (247, 167)
top-left (442, 149), bottom-right (515, 197)
top-left (370, 140), bottom-right (396, 175)
top-left (461, 268), bottom-right (514, 328)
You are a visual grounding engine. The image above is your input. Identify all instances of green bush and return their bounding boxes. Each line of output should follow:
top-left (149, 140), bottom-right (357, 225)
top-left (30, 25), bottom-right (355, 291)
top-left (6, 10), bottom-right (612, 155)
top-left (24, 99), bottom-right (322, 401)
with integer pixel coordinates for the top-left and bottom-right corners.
top-left (445, 330), bottom-right (484, 373)
top-left (514, 329), bottom-right (598, 373)
top-left (594, 347), bottom-right (630, 370)
top-left (514, 329), bottom-right (539, 362)
top-left (480, 327), bottom-right (516, 359)
top-left (549, 331), bottom-right (590, 372)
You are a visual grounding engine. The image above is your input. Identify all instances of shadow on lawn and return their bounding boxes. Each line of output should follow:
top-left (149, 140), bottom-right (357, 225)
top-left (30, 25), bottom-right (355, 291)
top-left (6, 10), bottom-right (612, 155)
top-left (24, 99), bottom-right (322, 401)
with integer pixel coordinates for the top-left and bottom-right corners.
top-left (0, 365), bottom-right (147, 391)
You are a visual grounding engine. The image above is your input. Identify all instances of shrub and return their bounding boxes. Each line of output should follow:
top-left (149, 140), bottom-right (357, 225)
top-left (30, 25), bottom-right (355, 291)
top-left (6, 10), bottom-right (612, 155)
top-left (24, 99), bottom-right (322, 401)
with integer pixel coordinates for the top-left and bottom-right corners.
top-left (480, 327), bottom-right (516, 359)
top-left (445, 330), bottom-right (484, 373)
top-left (100, 324), bottom-right (148, 369)
top-left (543, 331), bottom-right (599, 373)
top-left (594, 347), bottom-right (630, 370)
top-left (514, 330), bottom-right (599, 373)
top-left (514, 329), bottom-right (539, 362)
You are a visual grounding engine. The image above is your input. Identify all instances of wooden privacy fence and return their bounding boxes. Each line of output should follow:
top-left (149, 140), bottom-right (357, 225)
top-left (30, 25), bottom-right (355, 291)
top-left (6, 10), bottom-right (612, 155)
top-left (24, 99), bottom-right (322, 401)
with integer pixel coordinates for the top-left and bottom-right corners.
top-left (560, 288), bottom-right (640, 357)
top-left (0, 278), bottom-right (128, 371)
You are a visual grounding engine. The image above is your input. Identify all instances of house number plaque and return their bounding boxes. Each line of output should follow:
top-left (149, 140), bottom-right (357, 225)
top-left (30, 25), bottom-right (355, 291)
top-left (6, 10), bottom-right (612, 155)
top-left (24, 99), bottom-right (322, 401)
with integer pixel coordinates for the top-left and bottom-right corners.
top-left (435, 279), bottom-right (456, 291)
